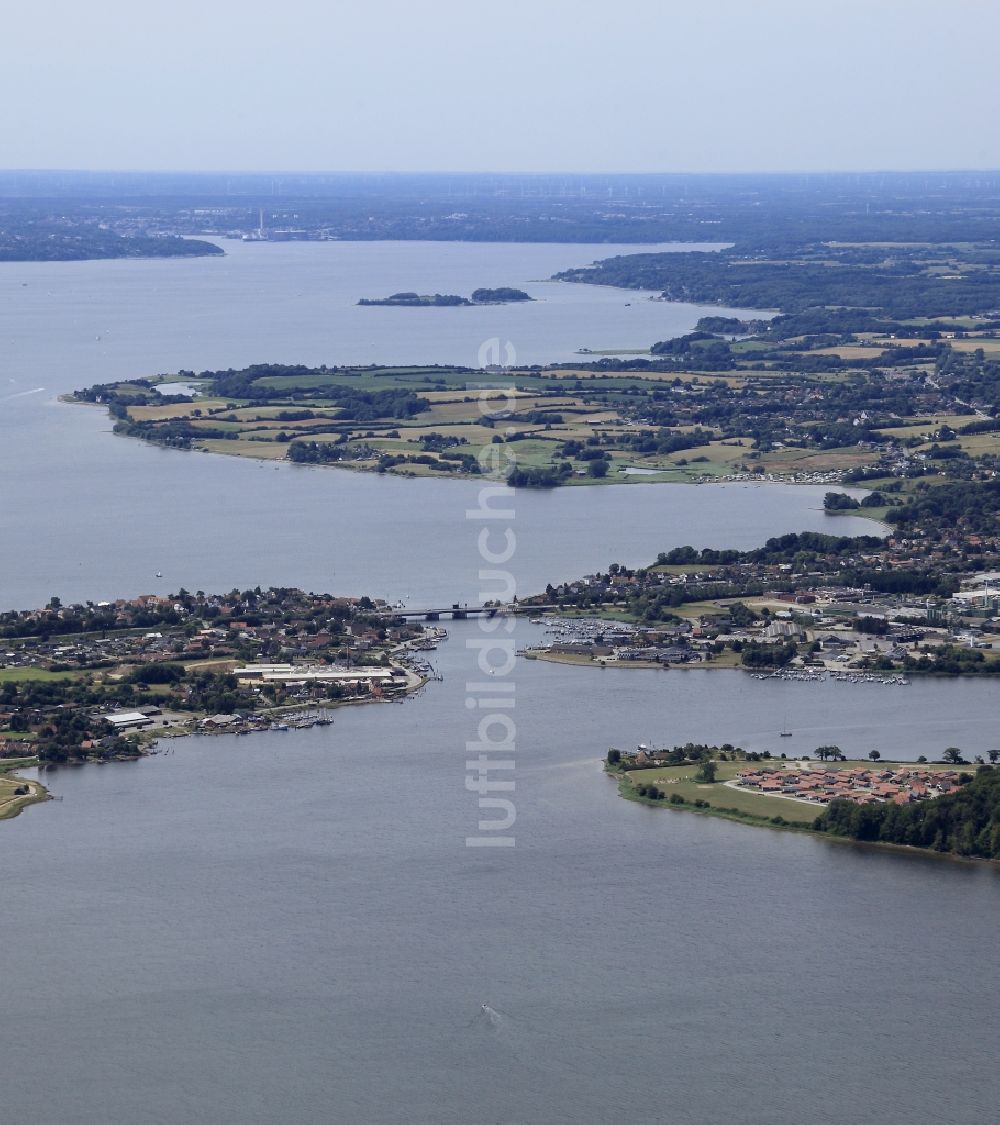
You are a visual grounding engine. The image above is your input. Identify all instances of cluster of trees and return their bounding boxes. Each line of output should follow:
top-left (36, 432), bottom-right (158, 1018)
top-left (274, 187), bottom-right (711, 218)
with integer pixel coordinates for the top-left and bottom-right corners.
top-left (658, 531), bottom-right (886, 568)
top-left (740, 641), bottom-right (798, 668)
top-left (470, 288), bottom-right (532, 303)
top-left (119, 417), bottom-right (235, 449)
top-left (506, 464), bottom-right (571, 488)
top-left (823, 491), bottom-right (888, 512)
top-left (179, 364), bottom-right (436, 418)
top-left (814, 767), bottom-right (1000, 859)
top-left (359, 287), bottom-right (531, 306)
top-left (841, 568), bottom-right (959, 597)
top-left (885, 480), bottom-right (1000, 536)
top-left (824, 491), bottom-right (863, 511)
top-left (288, 440), bottom-right (360, 464)
top-left (900, 647), bottom-right (993, 675)
top-left (359, 292), bottom-right (471, 306)
top-left (604, 427), bottom-right (716, 457)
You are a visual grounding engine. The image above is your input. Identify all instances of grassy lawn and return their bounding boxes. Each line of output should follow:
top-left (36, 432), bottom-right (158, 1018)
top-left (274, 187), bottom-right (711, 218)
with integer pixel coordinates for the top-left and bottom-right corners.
top-left (826, 504), bottom-right (894, 523)
top-left (875, 414), bottom-right (977, 439)
top-left (947, 432), bottom-right (1000, 458)
top-left (0, 667), bottom-right (80, 683)
top-left (757, 447), bottom-right (875, 474)
top-left (620, 760), bottom-right (816, 824)
top-left (0, 762), bottom-right (47, 821)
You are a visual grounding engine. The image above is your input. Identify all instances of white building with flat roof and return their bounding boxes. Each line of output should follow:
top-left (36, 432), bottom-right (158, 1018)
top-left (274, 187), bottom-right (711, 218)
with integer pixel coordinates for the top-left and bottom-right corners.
top-left (234, 664), bottom-right (395, 685)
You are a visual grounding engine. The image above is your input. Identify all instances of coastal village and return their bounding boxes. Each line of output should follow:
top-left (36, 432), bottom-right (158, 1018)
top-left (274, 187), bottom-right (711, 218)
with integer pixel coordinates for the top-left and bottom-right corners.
top-left (522, 537), bottom-right (1000, 677)
top-left (0, 588), bottom-right (438, 762)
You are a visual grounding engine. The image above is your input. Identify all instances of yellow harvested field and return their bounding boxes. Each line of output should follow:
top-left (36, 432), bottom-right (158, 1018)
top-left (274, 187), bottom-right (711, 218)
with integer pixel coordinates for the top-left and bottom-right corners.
top-left (194, 439), bottom-right (290, 459)
top-left (810, 346), bottom-right (888, 361)
top-left (241, 417), bottom-right (342, 431)
top-left (129, 399), bottom-right (230, 421)
top-left (946, 338), bottom-right (1000, 355)
top-left (876, 414), bottom-right (977, 438)
top-left (393, 424), bottom-right (496, 442)
top-left (403, 401), bottom-right (483, 422)
top-left (760, 448), bottom-right (874, 472)
top-left (866, 337), bottom-right (930, 349)
top-left (948, 433), bottom-right (1000, 456)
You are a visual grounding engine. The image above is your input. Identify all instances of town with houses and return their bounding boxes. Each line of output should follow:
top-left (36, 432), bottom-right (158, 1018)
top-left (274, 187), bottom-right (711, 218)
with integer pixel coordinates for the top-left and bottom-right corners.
top-left (522, 498), bottom-right (1000, 677)
top-left (0, 588), bottom-right (437, 762)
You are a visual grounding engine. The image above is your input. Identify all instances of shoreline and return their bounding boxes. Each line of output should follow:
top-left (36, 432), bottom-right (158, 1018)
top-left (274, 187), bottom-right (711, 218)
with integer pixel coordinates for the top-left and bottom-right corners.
top-left (136, 669), bottom-right (429, 752)
top-left (608, 764), bottom-right (1000, 867)
top-left (59, 396), bottom-right (894, 504)
top-left (0, 761), bottom-right (50, 821)
top-left (526, 649), bottom-right (1000, 678)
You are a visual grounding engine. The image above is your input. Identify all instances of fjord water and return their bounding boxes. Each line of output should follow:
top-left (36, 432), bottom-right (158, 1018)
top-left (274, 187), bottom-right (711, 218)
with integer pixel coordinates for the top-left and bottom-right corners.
top-left (7, 630), bottom-right (1000, 1125)
top-left (1, 242), bottom-right (998, 1124)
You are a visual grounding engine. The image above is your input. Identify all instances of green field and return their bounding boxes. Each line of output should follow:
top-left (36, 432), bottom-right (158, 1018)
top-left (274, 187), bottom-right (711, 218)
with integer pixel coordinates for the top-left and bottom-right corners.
top-left (0, 759), bottom-right (46, 821)
top-left (0, 666), bottom-right (80, 683)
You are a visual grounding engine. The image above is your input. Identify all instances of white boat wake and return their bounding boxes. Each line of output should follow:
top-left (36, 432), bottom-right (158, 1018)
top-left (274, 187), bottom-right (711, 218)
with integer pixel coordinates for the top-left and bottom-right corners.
top-left (0, 386), bottom-right (46, 401)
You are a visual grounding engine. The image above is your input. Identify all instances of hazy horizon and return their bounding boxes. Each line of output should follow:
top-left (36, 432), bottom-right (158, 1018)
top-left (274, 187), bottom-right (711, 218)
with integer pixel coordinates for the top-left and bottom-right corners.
top-left (7, 165), bottom-right (1000, 176)
top-left (4, 0), bottom-right (999, 174)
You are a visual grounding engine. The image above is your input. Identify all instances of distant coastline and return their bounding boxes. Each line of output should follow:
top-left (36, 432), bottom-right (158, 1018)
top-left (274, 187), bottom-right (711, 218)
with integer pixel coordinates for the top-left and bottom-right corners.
top-left (0, 233), bottom-right (223, 263)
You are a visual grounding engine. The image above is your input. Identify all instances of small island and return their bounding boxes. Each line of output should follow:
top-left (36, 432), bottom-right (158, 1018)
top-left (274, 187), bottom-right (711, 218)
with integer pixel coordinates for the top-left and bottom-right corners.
top-left (359, 287), bottom-right (533, 306)
top-left (0, 587), bottom-right (441, 818)
top-left (606, 743), bottom-right (1000, 861)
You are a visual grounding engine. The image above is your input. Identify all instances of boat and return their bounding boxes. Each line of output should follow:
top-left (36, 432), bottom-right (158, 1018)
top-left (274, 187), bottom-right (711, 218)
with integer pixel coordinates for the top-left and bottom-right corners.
top-left (779, 730), bottom-right (793, 737)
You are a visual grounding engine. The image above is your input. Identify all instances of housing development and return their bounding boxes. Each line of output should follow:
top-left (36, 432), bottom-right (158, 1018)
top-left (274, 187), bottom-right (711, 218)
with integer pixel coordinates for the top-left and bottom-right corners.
top-left (734, 765), bottom-right (966, 807)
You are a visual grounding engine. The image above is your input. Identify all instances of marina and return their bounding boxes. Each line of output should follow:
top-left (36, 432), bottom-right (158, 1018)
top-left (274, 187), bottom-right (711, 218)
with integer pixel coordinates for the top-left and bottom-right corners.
top-left (751, 670), bottom-right (910, 686)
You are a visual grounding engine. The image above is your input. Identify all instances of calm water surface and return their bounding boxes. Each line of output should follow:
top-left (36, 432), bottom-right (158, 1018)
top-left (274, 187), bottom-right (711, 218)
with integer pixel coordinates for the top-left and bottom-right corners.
top-left (1, 243), bottom-right (998, 1124)
top-left (7, 626), bottom-right (1000, 1125)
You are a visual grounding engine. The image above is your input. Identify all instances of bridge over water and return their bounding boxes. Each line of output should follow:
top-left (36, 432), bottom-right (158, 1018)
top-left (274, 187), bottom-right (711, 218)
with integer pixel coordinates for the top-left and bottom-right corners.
top-left (383, 603), bottom-right (550, 621)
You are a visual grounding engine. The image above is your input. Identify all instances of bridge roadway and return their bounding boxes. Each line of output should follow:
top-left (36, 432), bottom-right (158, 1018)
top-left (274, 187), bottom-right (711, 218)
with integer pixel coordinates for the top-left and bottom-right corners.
top-left (382, 603), bottom-right (547, 621)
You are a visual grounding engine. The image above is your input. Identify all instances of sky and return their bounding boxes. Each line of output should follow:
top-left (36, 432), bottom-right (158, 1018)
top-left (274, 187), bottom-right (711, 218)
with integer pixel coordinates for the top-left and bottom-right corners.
top-left (3, 0), bottom-right (999, 174)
